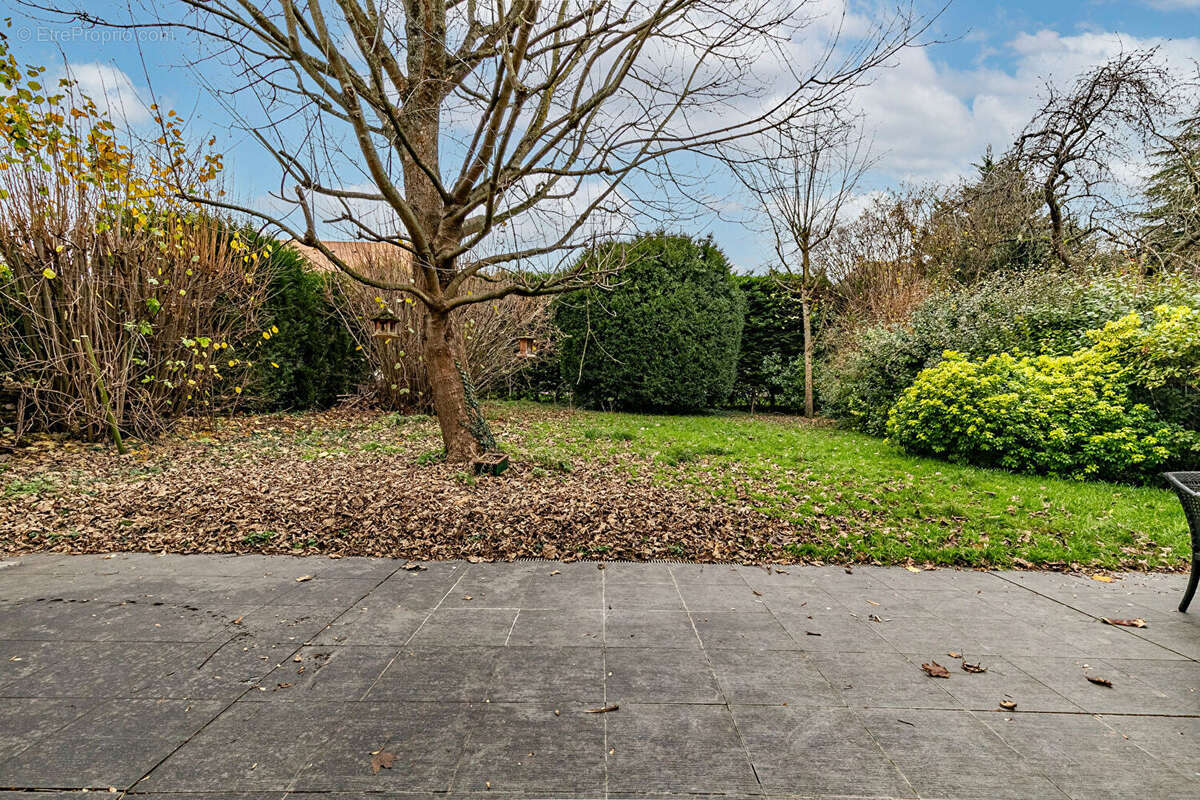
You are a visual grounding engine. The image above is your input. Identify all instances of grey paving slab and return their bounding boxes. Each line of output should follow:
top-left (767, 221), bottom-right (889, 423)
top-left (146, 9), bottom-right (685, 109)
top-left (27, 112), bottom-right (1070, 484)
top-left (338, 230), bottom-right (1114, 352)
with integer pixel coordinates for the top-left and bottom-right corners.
top-left (365, 645), bottom-right (499, 702)
top-left (605, 703), bottom-right (760, 795)
top-left (860, 708), bottom-right (1075, 799)
top-left (732, 705), bottom-right (914, 798)
top-left (978, 710), bottom-right (1200, 799)
top-left (605, 609), bottom-right (702, 649)
top-left (451, 702), bottom-right (605, 795)
top-left (0, 698), bottom-right (224, 789)
top-left (0, 554), bottom-right (1196, 800)
top-left (486, 646), bottom-right (602, 704)
top-left (605, 646), bottom-right (722, 704)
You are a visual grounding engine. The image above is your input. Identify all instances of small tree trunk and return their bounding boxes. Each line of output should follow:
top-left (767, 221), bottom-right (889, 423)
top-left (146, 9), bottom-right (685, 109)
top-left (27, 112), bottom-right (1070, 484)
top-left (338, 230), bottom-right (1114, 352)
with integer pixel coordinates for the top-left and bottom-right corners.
top-left (801, 290), bottom-right (814, 419)
top-left (423, 309), bottom-right (482, 463)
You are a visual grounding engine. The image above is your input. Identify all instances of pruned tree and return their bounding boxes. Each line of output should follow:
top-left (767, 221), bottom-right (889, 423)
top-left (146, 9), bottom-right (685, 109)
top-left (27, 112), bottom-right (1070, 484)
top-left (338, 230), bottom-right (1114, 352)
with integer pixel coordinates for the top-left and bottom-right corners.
top-left (1014, 49), bottom-right (1173, 268)
top-left (33, 0), bottom-right (930, 460)
top-left (728, 112), bottom-right (875, 417)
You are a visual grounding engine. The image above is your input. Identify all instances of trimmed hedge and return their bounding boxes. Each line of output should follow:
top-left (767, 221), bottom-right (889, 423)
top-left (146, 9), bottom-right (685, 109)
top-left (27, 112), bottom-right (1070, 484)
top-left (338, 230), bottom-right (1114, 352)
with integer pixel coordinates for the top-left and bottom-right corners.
top-left (733, 273), bottom-right (807, 410)
top-left (556, 234), bottom-right (745, 411)
top-left (251, 243), bottom-right (366, 410)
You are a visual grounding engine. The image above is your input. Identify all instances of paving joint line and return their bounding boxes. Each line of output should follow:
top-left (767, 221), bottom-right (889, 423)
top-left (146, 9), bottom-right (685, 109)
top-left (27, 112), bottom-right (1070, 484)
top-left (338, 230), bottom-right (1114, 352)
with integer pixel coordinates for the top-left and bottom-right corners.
top-left (667, 564), bottom-right (767, 798)
top-left (120, 562), bottom-right (410, 799)
top-left (989, 571), bottom-right (1199, 662)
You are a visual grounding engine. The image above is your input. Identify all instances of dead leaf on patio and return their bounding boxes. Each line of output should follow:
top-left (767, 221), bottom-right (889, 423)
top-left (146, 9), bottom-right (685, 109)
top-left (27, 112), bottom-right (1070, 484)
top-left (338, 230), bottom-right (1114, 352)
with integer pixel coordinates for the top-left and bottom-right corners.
top-left (402, 562), bottom-right (426, 571)
top-left (295, 575), bottom-right (313, 582)
top-left (866, 599), bottom-right (880, 606)
top-left (752, 590), bottom-right (763, 597)
top-left (371, 750), bottom-right (397, 774)
top-left (905, 565), bottom-right (921, 573)
top-left (868, 614), bottom-right (883, 623)
top-left (1086, 675), bottom-right (1113, 688)
top-left (998, 700), bottom-right (1017, 710)
top-left (961, 660), bottom-right (987, 674)
top-left (463, 595), bottom-right (472, 601)
top-left (585, 704), bottom-right (619, 713)
top-left (1101, 618), bottom-right (1146, 628)
top-left (947, 651), bottom-right (961, 659)
top-left (1090, 574), bottom-right (1114, 583)
top-left (805, 631), bottom-right (821, 636)
top-left (921, 661), bottom-right (950, 678)
top-left (549, 570), bottom-right (560, 575)
top-left (231, 615), bottom-right (244, 625)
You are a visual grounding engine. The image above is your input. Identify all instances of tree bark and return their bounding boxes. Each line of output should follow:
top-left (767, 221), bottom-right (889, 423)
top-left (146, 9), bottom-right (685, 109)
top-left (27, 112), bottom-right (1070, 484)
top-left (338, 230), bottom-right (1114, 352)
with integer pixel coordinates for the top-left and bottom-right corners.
top-left (801, 290), bottom-right (814, 419)
top-left (423, 307), bottom-right (482, 462)
top-left (1044, 182), bottom-right (1072, 267)
top-left (800, 244), bottom-right (815, 419)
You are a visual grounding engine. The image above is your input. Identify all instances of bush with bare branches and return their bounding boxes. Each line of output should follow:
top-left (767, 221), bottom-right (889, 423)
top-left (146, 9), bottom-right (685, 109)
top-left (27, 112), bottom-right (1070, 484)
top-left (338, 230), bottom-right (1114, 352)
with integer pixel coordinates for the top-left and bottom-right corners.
top-left (0, 45), bottom-right (264, 443)
top-left (307, 246), bottom-right (553, 412)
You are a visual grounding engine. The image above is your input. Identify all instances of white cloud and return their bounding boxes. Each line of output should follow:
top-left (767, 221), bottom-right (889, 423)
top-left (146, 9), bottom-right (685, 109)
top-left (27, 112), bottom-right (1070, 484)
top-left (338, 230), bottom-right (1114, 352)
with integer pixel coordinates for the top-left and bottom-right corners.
top-left (60, 63), bottom-right (151, 125)
top-left (1144, 0), bottom-right (1200, 9)
top-left (848, 29), bottom-right (1200, 185)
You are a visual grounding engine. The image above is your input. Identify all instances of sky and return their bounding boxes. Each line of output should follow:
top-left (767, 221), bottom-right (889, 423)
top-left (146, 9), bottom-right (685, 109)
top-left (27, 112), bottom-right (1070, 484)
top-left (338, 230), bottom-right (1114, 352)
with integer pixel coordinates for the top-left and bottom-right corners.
top-left (5, 0), bottom-right (1200, 271)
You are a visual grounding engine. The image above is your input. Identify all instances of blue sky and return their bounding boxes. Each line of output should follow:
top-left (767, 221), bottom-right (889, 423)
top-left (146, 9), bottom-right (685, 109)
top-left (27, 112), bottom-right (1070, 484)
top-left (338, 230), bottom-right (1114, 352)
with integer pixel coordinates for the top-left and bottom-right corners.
top-left (5, 0), bottom-right (1200, 270)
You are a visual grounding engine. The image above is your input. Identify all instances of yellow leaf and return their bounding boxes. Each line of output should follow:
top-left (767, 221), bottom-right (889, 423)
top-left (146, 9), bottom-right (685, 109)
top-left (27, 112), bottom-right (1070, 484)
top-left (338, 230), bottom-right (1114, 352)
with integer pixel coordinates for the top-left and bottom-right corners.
top-left (1091, 574), bottom-right (1114, 583)
top-left (41, 267), bottom-right (56, 280)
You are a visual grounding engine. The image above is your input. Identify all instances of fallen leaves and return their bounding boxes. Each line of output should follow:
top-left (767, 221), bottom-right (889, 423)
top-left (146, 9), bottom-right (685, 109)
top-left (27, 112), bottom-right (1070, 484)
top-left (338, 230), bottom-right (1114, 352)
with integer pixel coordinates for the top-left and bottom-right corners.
top-left (370, 750), bottom-right (397, 774)
top-left (1101, 618), bottom-right (1146, 628)
top-left (1090, 574), bottom-right (1114, 583)
top-left (961, 660), bottom-right (987, 674)
top-left (402, 562), bottom-right (426, 571)
top-left (584, 704), bottom-right (619, 714)
top-left (1086, 675), bottom-right (1113, 688)
top-left (921, 661), bottom-right (950, 678)
top-left (295, 575), bottom-right (313, 582)
top-left (998, 700), bottom-right (1017, 710)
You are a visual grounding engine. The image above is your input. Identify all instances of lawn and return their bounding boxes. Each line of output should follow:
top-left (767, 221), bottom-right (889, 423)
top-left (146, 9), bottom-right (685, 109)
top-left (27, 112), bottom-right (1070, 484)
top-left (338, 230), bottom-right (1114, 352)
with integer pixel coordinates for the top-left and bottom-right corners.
top-left (0, 401), bottom-right (1188, 570)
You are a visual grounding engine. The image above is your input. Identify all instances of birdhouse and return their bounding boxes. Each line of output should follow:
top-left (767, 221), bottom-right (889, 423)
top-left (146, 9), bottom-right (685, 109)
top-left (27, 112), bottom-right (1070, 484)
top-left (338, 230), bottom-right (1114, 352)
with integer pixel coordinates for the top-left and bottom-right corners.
top-left (371, 307), bottom-right (401, 339)
top-left (515, 335), bottom-right (537, 359)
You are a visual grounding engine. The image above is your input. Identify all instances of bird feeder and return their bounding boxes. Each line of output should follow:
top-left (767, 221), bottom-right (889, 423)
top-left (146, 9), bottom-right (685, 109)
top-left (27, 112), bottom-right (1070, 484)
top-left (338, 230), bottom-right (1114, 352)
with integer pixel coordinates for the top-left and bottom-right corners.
top-left (371, 307), bottom-right (401, 339)
top-left (515, 335), bottom-right (537, 359)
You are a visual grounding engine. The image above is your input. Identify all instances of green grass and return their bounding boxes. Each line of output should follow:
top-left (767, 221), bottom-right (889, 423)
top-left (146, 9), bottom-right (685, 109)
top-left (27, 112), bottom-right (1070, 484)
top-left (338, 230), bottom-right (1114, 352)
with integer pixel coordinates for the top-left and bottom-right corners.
top-left (499, 402), bottom-right (1188, 570)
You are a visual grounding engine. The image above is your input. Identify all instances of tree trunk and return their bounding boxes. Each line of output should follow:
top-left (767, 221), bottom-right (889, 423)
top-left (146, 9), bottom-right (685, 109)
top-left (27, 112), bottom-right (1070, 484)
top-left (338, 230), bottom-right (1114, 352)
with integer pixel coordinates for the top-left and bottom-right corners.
top-left (800, 243), bottom-right (815, 420)
top-left (423, 308), bottom-right (482, 463)
top-left (1044, 182), bottom-right (1071, 268)
top-left (801, 290), bottom-right (814, 419)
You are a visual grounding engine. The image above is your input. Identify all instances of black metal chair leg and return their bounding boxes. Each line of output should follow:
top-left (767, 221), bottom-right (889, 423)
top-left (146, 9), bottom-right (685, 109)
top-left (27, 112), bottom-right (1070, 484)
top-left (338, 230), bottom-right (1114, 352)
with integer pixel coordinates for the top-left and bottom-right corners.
top-left (1180, 559), bottom-right (1200, 613)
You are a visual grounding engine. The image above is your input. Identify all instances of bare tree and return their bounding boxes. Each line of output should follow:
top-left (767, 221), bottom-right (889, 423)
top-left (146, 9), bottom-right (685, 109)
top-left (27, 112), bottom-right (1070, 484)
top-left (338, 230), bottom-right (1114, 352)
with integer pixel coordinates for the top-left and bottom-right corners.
top-left (32, 0), bottom-right (929, 460)
top-left (1014, 49), bottom-right (1172, 268)
top-left (729, 113), bottom-right (875, 417)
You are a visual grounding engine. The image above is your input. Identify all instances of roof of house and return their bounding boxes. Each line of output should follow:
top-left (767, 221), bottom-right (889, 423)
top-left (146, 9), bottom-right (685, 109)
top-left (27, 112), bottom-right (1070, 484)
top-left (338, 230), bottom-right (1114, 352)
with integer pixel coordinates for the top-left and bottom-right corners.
top-left (286, 240), bottom-right (412, 278)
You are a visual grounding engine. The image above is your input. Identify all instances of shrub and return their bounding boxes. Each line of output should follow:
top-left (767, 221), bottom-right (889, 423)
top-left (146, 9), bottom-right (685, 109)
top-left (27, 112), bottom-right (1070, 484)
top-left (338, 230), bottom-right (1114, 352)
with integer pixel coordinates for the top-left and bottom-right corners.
top-left (821, 269), bottom-right (1200, 435)
top-left (315, 244), bottom-right (554, 412)
top-left (555, 234), bottom-right (745, 411)
top-left (0, 47), bottom-right (258, 441)
top-left (1087, 305), bottom-right (1200, 430)
top-left (249, 243), bottom-right (365, 410)
top-left (732, 274), bottom-right (805, 410)
top-left (886, 332), bottom-right (1198, 484)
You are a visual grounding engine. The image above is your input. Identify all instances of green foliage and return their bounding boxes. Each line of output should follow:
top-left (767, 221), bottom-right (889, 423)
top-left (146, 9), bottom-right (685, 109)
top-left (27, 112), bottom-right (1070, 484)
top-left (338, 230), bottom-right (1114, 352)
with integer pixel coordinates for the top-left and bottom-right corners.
top-left (251, 242), bottom-right (366, 410)
top-left (1142, 114), bottom-right (1200, 267)
top-left (886, 311), bottom-right (1200, 483)
top-left (732, 273), bottom-right (806, 409)
top-left (555, 234), bottom-right (746, 411)
top-left (821, 270), bottom-right (1200, 435)
top-left (1087, 305), bottom-right (1200, 430)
